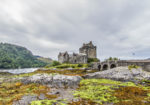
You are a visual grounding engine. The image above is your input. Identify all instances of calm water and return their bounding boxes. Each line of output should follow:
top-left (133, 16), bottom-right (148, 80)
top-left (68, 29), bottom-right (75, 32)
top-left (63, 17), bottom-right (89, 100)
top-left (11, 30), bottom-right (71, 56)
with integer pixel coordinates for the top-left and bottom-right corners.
top-left (0, 68), bottom-right (39, 74)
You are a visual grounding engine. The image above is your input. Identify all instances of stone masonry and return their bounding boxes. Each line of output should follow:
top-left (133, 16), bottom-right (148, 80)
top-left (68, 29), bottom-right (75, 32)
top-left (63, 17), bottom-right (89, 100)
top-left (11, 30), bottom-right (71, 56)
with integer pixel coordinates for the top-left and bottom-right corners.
top-left (58, 41), bottom-right (97, 64)
top-left (79, 41), bottom-right (97, 58)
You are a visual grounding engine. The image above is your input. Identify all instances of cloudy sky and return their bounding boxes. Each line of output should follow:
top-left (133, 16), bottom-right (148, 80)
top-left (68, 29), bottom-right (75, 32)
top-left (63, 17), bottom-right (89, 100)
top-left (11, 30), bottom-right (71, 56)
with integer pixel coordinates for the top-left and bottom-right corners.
top-left (0, 0), bottom-right (150, 60)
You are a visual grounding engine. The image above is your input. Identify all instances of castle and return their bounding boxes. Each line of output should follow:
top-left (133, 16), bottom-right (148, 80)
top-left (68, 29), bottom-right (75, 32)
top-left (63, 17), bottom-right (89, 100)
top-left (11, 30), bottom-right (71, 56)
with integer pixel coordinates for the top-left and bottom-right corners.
top-left (58, 41), bottom-right (97, 63)
top-left (58, 41), bottom-right (150, 72)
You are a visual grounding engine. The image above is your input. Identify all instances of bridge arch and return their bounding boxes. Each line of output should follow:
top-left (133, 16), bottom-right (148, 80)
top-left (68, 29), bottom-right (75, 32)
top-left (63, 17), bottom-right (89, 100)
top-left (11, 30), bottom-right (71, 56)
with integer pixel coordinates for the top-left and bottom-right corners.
top-left (102, 64), bottom-right (109, 70)
top-left (110, 64), bottom-right (117, 69)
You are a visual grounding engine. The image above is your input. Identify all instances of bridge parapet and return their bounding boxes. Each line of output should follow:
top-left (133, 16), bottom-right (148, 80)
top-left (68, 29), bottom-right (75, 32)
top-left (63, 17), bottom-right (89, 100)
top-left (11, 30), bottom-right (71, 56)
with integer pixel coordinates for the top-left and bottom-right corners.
top-left (92, 60), bottom-right (150, 72)
top-left (92, 60), bottom-right (118, 71)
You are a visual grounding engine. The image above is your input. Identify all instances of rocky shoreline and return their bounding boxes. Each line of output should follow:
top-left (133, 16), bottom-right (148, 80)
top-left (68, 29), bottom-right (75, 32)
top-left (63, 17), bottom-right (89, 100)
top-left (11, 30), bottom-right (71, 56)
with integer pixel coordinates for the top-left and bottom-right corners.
top-left (0, 67), bottom-right (150, 105)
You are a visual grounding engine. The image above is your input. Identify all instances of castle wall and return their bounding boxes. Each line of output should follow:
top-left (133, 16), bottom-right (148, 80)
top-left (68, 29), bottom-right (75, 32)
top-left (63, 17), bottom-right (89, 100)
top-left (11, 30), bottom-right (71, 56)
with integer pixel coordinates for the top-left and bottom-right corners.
top-left (69, 54), bottom-right (87, 64)
top-left (58, 53), bottom-right (69, 63)
top-left (79, 41), bottom-right (97, 58)
top-left (87, 47), bottom-right (97, 58)
top-left (58, 41), bottom-right (97, 64)
top-left (58, 53), bottom-right (88, 64)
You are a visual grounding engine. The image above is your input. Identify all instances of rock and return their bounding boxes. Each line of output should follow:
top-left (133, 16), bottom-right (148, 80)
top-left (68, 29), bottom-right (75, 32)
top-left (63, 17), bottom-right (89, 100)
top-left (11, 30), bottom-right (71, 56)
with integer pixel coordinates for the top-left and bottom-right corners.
top-left (13, 95), bottom-right (38, 105)
top-left (83, 67), bottom-right (150, 82)
top-left (49, 88), bottom-right (77, 102)
top-left (22, 74), bottom-right (82, 88)
top-left (144, 65), bottom-right (150, 72)
top-left (38, 93), bottom-right (46, 100)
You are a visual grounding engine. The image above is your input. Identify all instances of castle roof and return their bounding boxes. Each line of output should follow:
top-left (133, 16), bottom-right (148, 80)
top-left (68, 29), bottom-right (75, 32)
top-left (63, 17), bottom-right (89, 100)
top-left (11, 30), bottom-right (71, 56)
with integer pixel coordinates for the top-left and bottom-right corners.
top-left (59, 51), bottom-right (68, 56)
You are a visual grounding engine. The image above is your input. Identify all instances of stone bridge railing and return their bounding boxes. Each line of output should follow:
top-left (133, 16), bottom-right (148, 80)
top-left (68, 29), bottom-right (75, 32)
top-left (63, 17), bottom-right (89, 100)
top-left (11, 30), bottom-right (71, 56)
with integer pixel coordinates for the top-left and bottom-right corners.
top-left (92, 60), bottom-right (118, 71)
top-left (92, 60), bottom-right (150, 72)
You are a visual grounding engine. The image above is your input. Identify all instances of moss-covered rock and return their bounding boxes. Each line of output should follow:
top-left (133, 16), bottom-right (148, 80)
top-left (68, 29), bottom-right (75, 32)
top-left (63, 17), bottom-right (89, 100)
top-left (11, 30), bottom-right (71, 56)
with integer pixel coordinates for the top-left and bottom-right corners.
top-left (73, 79), bottom-right (150, 105)
top-left (0, 82), bottom-right (56, 105)
top-left (31, 100), bottom-right (67, 105)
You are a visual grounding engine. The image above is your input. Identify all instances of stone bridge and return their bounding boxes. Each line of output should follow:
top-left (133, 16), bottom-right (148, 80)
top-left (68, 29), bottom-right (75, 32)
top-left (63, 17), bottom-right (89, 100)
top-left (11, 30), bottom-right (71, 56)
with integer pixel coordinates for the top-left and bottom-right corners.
top-left (92, 60), bottom-right (150, 72)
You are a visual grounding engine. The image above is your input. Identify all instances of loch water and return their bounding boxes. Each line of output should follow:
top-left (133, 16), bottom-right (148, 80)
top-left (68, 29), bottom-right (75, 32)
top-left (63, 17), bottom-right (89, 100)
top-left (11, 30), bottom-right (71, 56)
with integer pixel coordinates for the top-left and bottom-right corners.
top-left (0, 68), bottom-right (38, 74)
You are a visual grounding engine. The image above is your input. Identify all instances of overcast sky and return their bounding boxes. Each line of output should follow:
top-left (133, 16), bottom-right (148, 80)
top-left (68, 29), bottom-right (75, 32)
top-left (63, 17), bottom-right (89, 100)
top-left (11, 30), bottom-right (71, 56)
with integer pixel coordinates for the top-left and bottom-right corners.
top-left (0, 0), bottom-right (150, 60)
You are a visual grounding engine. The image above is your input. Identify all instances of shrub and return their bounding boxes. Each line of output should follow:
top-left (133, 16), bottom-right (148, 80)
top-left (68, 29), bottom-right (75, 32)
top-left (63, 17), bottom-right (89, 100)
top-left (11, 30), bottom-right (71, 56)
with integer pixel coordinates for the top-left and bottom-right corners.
top-left (56, 64), bottom-right (70, 69)
top-left (128, 65), bottom-right (140, 70)
top-left (71, 65), bottom-right (75, 68)
top-left (105, 57), bottom-right (119, 61)
top-left (51, 61), bottom-right (61, 66)
top-left (77, 64), bottom-right (83, 67)
top-left (87, 58), bottom-right (99, 63)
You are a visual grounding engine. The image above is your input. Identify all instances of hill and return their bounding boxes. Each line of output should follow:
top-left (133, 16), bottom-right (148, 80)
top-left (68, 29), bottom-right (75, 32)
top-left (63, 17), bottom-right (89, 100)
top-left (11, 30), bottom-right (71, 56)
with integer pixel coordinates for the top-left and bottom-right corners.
top-left (35, 56), bottom-right (53, 64)
top-left (0, 43), bottom-right (47, 69)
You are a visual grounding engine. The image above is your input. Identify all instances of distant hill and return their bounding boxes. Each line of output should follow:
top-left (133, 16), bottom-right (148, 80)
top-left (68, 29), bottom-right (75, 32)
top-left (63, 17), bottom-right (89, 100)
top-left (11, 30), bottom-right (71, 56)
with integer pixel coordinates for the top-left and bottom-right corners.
top-left (0, 43), bottom-right (47, 69)
top-left (35, 56), bottom-right (53, 64)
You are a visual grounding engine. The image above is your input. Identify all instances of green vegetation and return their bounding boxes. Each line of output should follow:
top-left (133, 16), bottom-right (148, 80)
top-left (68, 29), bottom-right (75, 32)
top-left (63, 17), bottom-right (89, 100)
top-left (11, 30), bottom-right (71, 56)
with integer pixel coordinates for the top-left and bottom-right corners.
top-left (13, 68), bottom-right (97, 77)
top-left (1, 77), bottom-right (150, 105)
top-left (36, 56), bottom-right (53, 64)
top-left (51, 61), bottom-right (61, 66)
top-left (128, 65), bottom-right (140, 70)
top-left (87, 58), bottom-right (100, 63)
top-left (31, 100), bottom-right (66, 105)
top-left (0, 82), bottom-right (57, 105)
top-left (0, 43), bottom-right (47, 69)
top-left (73, 79), bottom-right (150, 105)
top-left (45, 63), bottom-right (89, 69)
top-left (105, 57), bottom-right (119, 61)
top-left (114, 86), bottom-right (150, 105)
top-left (45, 61), bottom-right (61, 68)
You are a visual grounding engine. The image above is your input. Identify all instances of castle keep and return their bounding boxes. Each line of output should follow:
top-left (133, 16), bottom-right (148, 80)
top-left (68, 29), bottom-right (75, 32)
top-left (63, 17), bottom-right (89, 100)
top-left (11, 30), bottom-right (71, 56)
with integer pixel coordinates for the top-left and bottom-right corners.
top-left (58, 41), bottom-right (97, 63)
top-left (79, 41), bottom-right (97, 58)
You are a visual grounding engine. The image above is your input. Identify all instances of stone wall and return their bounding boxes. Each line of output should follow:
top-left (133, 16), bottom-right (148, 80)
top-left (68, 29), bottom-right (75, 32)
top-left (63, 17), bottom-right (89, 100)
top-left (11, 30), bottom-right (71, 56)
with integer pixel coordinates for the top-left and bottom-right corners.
top-left (79, 41), bottom-right (97, 58)
top-left (93, 60), bottom-right (150, 72)
top-left (69, 53), bottom-right (87, 64)
top-left (58, 52), bottom-right (69, 63)
top-left (58, 41), bottom-right (97, 64)
top-left (58, 52), bottom-right (88, 64)
top-left (144, 65), bottom-right (150, 72)
top-left (92, 61), bottom-right (118, 71)
top-left (117, 60), bottom-right (150, 72)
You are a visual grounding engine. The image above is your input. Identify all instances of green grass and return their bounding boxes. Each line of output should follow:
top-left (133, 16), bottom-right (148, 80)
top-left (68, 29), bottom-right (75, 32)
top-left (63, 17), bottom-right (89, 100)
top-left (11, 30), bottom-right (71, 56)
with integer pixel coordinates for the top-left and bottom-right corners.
top-left (128, 65), bottom-right (140, 70)
top-left (31, 100), bottom-right (67, 105)
top-left (45, 63), bottom-right (89, 69)
top-left (0, 82), bottom-right (57, 105)
top-left (73, 79), bottom-right (150, 105)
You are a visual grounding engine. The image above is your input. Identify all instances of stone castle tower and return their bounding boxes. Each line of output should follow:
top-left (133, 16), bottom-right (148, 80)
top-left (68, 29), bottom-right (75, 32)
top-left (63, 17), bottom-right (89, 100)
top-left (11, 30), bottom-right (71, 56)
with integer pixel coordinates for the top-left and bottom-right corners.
top-left (79, 41), bottom-right (97, 58)
top-left (58, 41), bottom-right (97, 63)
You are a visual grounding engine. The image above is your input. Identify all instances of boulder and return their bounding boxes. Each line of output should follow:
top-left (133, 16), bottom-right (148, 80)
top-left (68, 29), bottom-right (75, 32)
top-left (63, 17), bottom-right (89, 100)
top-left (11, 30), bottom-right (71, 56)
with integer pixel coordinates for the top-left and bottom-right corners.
top-left (22, 74), bottom-right (82, 88)
top-left (13, 95), bottom-right (38, 105)
top-left (83, 67), bottom-right (150, 82)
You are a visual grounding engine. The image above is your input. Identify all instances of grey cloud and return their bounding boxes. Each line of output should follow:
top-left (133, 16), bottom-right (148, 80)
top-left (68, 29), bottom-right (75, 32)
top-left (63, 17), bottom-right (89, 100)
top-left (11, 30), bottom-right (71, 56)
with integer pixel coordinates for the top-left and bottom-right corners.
top-left (0, 0), bottom-right (150, 60)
